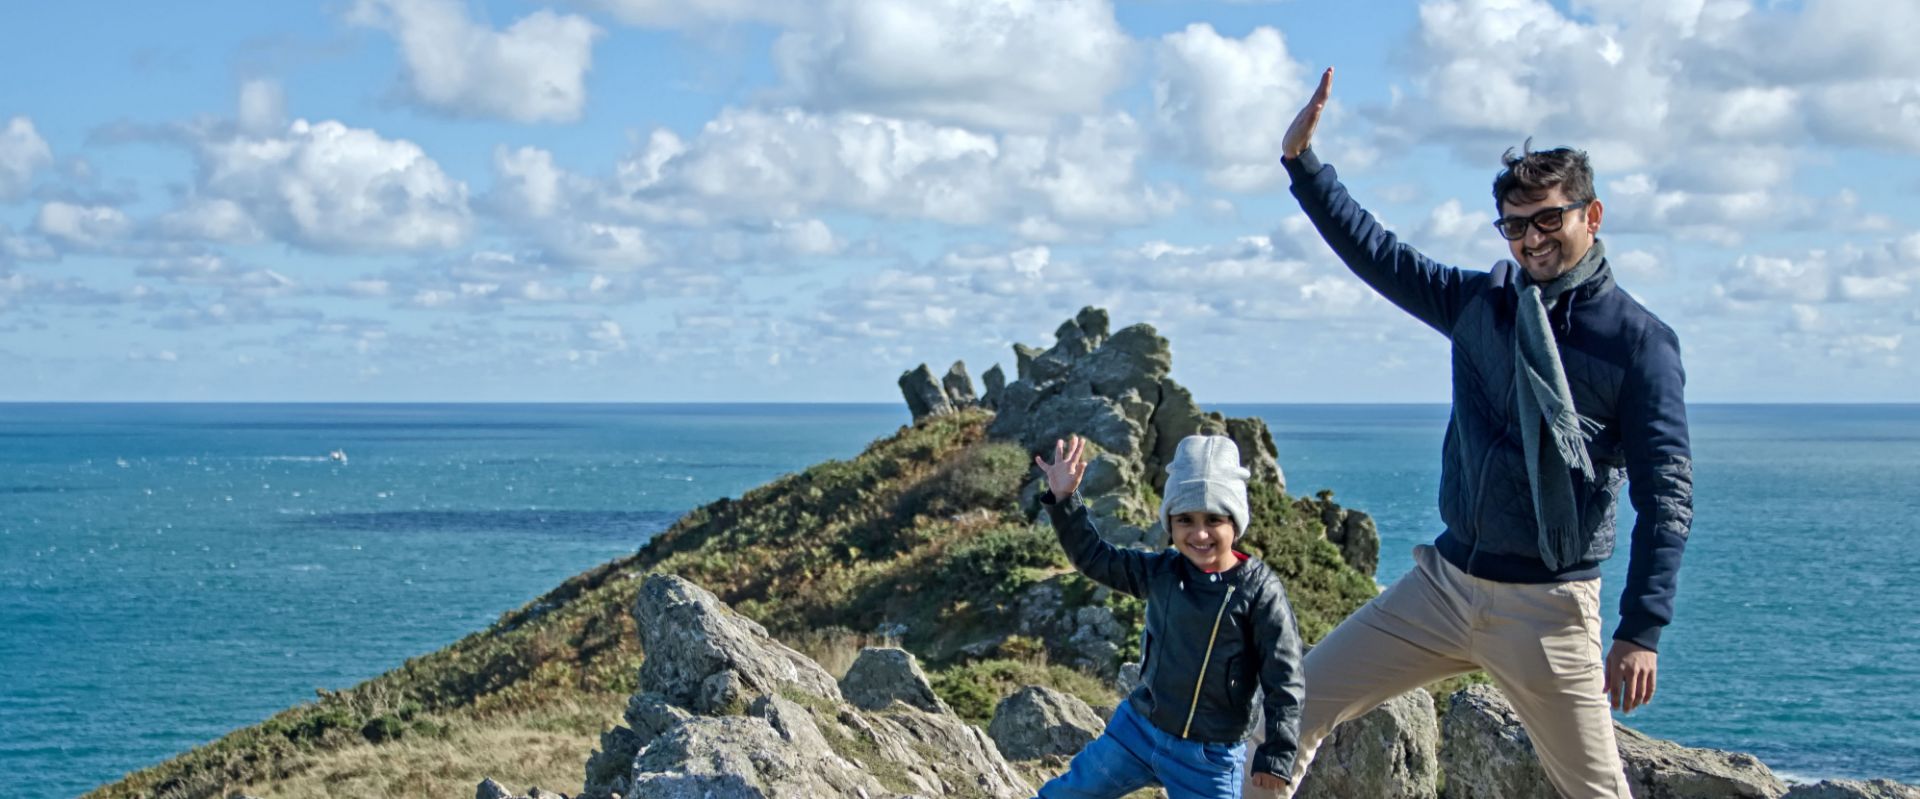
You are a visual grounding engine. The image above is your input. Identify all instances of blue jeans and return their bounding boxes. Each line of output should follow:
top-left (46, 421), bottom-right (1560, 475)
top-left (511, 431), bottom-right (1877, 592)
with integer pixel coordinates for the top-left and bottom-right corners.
top-left (1036, 700), bottom-right (1246, 799)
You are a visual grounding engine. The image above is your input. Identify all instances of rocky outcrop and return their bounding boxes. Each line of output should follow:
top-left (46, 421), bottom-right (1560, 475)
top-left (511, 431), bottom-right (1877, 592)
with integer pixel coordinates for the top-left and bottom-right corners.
top-left (899, 364), bottom-right (955, 422)
top-left (982, 307), bottom-right (1302, 559)
top-left (634, 574), bottom-right (842, 714)
top-left (1288, 689), bottom-right (1439, 799)
top-left (981, 364), bottom-right (1007, 410)
top-left (1440, 684), bottom-right (1787, 799)
top-left (943, 362), bottom-right (977, 409)
top-left (988, 686), bottom-right (1106, 761)
top-left (1784, 780), bottom-right (1920, 799)
top-left (840, 647), bottom-right (949, 714)
top-left (579, 574), bottom-right (1030, 799)
top-left (1299, 490), bottom-right (1381, 578)
top-left (1006, 580), bottom-right (1133, 679)
top-left (1617, 724), bottom-right (1789, 798)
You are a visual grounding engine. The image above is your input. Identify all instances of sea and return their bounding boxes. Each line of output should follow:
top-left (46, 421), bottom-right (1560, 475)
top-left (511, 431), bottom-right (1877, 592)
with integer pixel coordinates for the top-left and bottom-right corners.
top-left (1, 403), bottom-right (1915, 797)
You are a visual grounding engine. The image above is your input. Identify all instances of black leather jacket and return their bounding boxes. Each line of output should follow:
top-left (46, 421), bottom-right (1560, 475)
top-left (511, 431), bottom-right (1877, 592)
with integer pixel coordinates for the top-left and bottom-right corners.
top-left (1045, 492), bottom-right (1304, 778)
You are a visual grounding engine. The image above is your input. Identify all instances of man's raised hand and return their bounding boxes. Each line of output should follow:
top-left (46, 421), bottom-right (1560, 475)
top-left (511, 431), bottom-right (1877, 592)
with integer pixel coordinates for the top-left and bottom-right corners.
top-left (1282, 67), bottom-right (1334, 159)
top-left (1035, 435), bottom-right (1087, 501)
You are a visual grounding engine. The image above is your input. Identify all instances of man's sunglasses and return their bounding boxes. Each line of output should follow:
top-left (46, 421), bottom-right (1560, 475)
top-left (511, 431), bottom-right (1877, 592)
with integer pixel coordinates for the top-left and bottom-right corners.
top-left (1492, 201), bottom-right (1590, 241)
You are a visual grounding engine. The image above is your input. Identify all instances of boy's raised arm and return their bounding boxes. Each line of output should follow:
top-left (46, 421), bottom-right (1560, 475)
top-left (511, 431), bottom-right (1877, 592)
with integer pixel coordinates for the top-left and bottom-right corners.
top-left (1037, 436), bottom-right (1155, 598)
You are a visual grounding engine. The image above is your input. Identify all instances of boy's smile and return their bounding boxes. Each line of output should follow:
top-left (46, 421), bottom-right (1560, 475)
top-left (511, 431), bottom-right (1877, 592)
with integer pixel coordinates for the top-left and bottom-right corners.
top-left (1171, 511), bottom-right (1240, 572)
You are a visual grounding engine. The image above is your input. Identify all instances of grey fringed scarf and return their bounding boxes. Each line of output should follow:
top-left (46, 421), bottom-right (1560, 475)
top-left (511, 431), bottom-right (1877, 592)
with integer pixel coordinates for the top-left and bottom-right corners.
top-left (1514, 238), bottom-right (1606, 569)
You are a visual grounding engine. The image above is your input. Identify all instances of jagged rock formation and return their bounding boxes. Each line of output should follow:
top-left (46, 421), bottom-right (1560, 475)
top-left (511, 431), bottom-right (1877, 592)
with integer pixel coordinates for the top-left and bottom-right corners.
top-left (981, 364), bottom-right (1007, 410)
top-left (1440, 684), bottom-right (1787, 799)
top-left (576, 575), bottom-right (1030, 799)
top-left (943, 362), bottom-right (976, 409)
top-left (889, 307), bottom-right (1375, 580)
top-left (988, 686), bottom-right (1106, 761)
top-left (898, 364), bottom-right (954, 422)
top-left (1288, 689), bottom-right (1439, 799)
top-left (984, 308), bottom-right (1289, 551)
top-left (634, 573), bottom-right (843, 714)
top-left (1300, 490), bottom-right (1381, 578)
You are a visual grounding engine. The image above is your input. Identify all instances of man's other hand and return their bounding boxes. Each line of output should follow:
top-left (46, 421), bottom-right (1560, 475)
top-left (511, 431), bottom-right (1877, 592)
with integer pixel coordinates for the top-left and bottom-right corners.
top-left (1605, 640), bottom-right (1658, 713)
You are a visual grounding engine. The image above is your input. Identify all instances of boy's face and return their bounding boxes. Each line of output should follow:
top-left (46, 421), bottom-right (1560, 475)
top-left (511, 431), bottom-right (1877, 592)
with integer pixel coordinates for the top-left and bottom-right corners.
top-left (1170, 511), bottom-right (1239, 572)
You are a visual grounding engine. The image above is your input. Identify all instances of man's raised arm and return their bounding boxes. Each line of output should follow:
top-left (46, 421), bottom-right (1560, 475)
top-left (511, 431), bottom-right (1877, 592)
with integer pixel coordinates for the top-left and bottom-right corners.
top-left (1282, 68), bottom-right (1477, 336)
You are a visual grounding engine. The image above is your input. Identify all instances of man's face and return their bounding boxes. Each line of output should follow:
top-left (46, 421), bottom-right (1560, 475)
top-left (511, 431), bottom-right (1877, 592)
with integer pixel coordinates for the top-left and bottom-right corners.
top-left (1500, 186), bottom-right (1604, 283)
top-left (1170, 511), bottom-right (1238, 572)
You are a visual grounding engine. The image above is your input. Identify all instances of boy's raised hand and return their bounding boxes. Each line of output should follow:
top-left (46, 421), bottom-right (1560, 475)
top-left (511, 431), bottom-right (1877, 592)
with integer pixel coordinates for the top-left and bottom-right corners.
top-left (1035, 435), bottom-right (1087, 500)
top-left (1282, 67), bottom-right (1333, 159)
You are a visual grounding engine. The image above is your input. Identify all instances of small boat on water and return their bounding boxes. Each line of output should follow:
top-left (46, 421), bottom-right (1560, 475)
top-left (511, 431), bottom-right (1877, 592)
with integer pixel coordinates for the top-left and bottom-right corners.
top-left (328, 449), bottom-right (348, 464)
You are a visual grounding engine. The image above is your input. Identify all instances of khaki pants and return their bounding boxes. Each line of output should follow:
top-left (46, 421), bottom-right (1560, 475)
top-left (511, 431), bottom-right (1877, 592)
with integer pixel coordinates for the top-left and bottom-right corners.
top-left (1276, 544), bottom-right (1627, 799)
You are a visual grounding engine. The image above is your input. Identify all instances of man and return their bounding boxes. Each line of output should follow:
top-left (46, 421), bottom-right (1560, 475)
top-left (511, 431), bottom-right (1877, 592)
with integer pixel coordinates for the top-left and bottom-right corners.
top-left (1270, 69), bottom-right (1692, 799)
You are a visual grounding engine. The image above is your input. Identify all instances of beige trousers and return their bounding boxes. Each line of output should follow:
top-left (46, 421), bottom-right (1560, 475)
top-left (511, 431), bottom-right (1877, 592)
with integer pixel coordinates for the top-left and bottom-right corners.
top-left (1275, 544), bottom-right (1628, 799)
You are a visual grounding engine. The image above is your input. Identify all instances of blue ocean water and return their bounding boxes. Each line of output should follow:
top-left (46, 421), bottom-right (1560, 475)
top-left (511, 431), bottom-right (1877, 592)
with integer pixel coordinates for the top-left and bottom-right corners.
top-left (2, 404), bottom-right (1915, 796)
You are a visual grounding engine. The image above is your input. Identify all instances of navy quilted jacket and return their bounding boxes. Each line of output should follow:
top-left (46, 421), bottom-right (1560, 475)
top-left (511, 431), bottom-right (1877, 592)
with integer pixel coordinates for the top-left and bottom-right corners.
top-left (1286, 151), bottom-right (1692, 651)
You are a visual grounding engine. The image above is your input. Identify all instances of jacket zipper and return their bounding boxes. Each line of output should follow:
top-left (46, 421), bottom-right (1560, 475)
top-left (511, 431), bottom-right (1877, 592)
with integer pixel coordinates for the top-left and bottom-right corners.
top-left (1181, 584), bottom-right (1235, 739)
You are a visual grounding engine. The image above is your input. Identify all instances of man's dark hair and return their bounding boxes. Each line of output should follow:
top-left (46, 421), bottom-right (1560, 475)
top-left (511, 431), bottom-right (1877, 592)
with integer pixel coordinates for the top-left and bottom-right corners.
top-left (1492, 139), bottom-right (1595, 210)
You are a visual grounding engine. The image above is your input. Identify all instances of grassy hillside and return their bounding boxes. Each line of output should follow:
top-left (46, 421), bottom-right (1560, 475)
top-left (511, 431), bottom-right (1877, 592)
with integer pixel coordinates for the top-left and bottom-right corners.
top-left (90, 409), bottom-right (1376, 798)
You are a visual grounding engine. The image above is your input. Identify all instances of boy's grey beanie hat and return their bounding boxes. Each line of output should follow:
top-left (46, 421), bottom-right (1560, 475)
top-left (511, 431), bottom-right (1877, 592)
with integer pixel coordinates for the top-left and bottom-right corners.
top-left (1160, 435), bottom-right (1252, 535)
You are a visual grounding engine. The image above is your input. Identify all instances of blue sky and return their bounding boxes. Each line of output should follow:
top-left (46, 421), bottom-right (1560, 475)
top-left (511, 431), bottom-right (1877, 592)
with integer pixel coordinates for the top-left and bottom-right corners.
top-left (3, 0), bottom-right (1916, 402)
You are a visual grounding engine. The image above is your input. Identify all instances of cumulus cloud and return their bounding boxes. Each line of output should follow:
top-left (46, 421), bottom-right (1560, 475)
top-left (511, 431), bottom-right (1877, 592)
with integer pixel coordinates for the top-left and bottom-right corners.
top-left (1375, 0), bottom-right (1920, 237)
top-left (1713, 232), bottom-right (1920, 309)
top-left (623, 108), bottom-right (1180, 228)
top-left (34, 202), bottom-right (134, 251)
top-left (194, 119), bottom-right (471, 253)
top-left (1154, 24), bottom-right (1310, 190)
top-left (154, 198), bottom-right (265, 244)
top-left (350, 0), bottom-right (601, 123)
top-left (774, 0), bottom-right (1132, 131)
top-left (2, 117), bottom-right (54, 202)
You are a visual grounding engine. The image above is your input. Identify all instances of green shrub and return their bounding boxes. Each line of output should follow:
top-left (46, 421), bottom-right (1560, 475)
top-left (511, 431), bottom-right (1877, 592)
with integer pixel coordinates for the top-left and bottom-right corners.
top-left (931, 523), bottom-right (1066, 601)
top-left (930, 659), bottom-right (1117, 724)
top-left (360, 714), bottom-right (406, 744)
top-left (894, 442), bottom-right (1031, 524)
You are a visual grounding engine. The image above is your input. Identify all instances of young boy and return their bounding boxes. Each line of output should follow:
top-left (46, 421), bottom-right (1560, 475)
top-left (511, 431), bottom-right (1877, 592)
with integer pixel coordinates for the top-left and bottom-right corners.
top-left (1033, 434), bottom-right (1303, 798)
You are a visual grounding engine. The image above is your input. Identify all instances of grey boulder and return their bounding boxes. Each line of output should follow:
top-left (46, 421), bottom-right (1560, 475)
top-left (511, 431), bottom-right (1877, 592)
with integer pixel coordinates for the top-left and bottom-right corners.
top-left (989, 685), bottom-right (1107, 760)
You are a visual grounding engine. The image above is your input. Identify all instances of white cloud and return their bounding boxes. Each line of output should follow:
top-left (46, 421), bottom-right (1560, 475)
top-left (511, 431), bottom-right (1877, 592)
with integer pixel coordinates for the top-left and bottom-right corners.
top-left (350, 0), bottom-right (601, 123)
top-left (1714, 232), bottom-right (1920, 309)
top-left (195, 119), bottom-right (471, 253)
top-left (136, 255), bottom-right (298, 299)
top-left (1153, 24), bottom-right (1310, 190)
top-left (545, 222), bottom-right (662, 268)
top-left (774, 0), bottom-right (1132, 131)
top-left (2, 117), bottom-right (55, 202)
top-left (34, 202), bottom-right (133, 250)
top-left (626, 107), bottom-right (1179, 228)
top-left (1719, 254), bottom-right (1829, 303)
top-left (155, 198), bottom-right (265, 244)
top-left (1377, 0), bottom-right (1920, 237)
top-left (487, 146), bottom-right (574, 220)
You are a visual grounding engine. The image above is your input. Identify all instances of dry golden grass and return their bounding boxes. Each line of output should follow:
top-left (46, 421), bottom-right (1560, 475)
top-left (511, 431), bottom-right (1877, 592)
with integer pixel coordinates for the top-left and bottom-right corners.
top-left (231, 697), bottom-right (619, 799)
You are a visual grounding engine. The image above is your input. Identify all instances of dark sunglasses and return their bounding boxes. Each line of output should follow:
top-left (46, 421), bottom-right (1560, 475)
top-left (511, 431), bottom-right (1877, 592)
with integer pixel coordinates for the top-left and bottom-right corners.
top-left (1492, 200), bottom-right (1590, 241)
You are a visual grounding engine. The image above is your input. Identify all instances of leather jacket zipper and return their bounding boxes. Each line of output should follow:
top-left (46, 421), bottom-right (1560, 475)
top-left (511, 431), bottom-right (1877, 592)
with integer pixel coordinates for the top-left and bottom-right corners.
top-left (1181, 584), bottom-right (1235, 739)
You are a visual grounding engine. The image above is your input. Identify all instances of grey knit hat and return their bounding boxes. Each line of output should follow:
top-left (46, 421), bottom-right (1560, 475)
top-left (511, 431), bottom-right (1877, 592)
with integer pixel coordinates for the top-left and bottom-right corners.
top-left (1160, 435), bottom-right (1252, 535)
